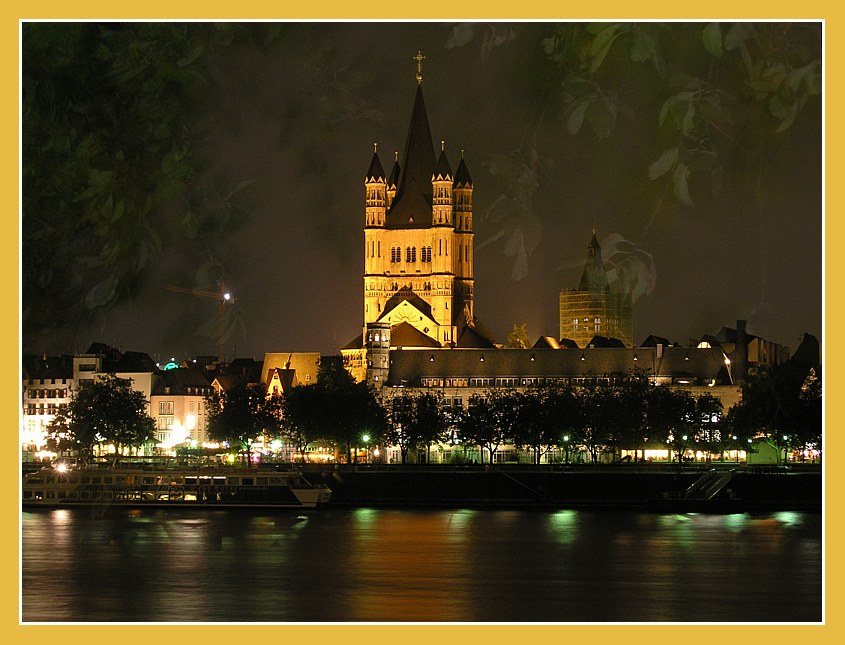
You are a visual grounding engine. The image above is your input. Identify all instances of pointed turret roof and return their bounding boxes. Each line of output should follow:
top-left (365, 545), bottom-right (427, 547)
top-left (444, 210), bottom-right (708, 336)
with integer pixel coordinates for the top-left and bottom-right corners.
top-left (366, 146), bottom-right (386, 182)
top-left (454, 156), bottom-right (473, 188)
top-left (434, 143), bottom-right (452, 180)
top-left (387, 84), bottom-right (436, 228)
top-left (387, 151), bottom-right (400, 188)
top-left (578, 231), bottom-right (611, 292)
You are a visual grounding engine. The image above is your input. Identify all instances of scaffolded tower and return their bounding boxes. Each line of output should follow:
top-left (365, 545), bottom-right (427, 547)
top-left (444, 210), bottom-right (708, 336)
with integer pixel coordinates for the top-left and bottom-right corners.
top-left (559, 231), bottom-right (633, 348)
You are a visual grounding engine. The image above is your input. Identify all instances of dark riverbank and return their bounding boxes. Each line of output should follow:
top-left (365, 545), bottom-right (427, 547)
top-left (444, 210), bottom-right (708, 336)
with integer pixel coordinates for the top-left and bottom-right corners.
top-left (304, 464), bottom-right (822, 511)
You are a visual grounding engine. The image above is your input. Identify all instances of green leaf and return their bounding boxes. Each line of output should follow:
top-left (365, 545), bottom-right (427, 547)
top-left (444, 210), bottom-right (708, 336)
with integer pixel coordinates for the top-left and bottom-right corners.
top-left (658, 97), bottom-right (676, 128)
top-left (672, 162), bottom-right (694, 207)
top-left (84, 274), bottom-right (118, 310)
top-left (588, 24), bottom-right (625, 73)
top-left (702, 23), bottom-right (723, 58)
top-left (724, 23), bottom-right (748, 51)
top-left (567, 97), bottom-right (592, 135)
top-left (786, 60), bottom-right (821, 95)
top-left (647, 147), bottom-right (678, 180)
top-left (630, 31), bottom-right (655, 63)
top-left (586, 97), bottom-right (617, 140)
top-left (659, 91), bottom-right (694, 128)
top-left (768, 95), bottom-right (789, 120)
top-left (682, 103), bottom-right (696, 136)
top-left (177, 45), bottom-right (204, 68)
top-left (774, 100), bottom-right (800, 133)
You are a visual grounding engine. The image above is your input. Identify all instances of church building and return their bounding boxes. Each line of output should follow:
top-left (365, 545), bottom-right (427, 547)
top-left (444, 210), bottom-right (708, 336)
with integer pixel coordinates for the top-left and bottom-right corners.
top-left (343, 52), bottom-right (495, 378)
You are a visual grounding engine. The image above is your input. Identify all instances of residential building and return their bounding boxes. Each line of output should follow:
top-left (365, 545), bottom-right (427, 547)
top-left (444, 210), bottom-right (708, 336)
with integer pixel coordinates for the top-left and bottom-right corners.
top-left (21, 344), bottom-right (161, 458)
top-left (150, 363), bottom-right (215, 449)
top-left (21, 353), bottom-right (74, 456)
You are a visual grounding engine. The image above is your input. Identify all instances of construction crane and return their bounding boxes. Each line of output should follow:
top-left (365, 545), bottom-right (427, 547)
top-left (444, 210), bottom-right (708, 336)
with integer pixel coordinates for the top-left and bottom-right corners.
top-left (166, 284), bottom-right (234, 363)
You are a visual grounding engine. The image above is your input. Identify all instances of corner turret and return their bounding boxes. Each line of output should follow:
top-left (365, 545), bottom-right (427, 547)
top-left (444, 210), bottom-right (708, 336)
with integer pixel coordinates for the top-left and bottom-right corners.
top-left (365, 322), bottom-right (391, 389)
top-left (453, 150), bottom-right (473, 233)
top-left (365, 143), bottom-right (386, 228)
top-left (432, 140), bottom-right (453, 227)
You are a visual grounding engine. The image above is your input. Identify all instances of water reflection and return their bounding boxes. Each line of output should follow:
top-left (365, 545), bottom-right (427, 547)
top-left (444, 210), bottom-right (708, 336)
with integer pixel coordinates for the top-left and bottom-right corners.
top-left (22, 508), bottom-right (822, 623)
top-left (345, 508), bottom-right (473, 621)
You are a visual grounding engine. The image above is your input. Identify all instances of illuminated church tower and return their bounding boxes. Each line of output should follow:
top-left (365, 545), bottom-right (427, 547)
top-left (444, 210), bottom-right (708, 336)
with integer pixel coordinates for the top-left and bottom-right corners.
top-left (362, 51), bottom-right (475, 347)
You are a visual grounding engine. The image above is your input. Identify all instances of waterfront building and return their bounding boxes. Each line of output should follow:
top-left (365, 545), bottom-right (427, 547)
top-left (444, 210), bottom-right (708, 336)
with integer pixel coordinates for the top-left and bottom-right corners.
top-left (696, 319), bottom-right (791, 383)
top-left (21, 353), bottom-right (74, 456)
top-left (21, 344), bottom-right (162, 461)
top-left (261, 352), bottom-right (321, 394)
top-left (150, 363), bottom-right (215, 449)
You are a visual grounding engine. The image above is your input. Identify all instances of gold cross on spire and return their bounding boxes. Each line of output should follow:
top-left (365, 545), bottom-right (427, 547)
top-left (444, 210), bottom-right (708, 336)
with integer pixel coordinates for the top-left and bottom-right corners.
top-left (413, 50), bottom-right (425, 84)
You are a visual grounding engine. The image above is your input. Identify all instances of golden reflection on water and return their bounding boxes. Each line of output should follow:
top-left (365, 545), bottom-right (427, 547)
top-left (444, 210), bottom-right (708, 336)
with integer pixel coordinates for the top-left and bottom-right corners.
top-left (346, 508), bottom-right (474, 621)
top-left (22, 508), bottom-right (822, 622)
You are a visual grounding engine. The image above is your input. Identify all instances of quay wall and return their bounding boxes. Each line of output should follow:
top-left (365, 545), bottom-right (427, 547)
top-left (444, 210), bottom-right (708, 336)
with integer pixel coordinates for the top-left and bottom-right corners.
top-left (305, 466), bottom-right (822, 510)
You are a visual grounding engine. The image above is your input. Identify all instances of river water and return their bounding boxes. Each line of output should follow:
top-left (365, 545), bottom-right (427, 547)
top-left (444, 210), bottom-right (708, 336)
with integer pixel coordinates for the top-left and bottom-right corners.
top-left (21, 506), bottom-right (822, 623)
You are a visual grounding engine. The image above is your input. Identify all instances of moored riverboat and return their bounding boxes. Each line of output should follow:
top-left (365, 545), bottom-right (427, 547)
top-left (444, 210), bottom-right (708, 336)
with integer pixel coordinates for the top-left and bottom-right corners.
top-left (22, 464), bottom-right (332, 509)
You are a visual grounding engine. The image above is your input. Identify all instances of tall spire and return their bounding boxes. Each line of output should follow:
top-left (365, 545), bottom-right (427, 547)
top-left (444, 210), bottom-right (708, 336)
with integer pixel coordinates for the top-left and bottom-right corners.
top-left (387, 66), bottom-right (436, 228)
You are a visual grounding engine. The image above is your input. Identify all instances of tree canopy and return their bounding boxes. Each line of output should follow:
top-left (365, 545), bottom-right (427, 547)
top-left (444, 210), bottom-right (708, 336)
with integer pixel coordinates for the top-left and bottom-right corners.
top-left (47, 373), bottom-right (155, 461)
top-left (205, 383), bottom-right (283, 465)
top-left (22, 23), bottom-right (287, 351)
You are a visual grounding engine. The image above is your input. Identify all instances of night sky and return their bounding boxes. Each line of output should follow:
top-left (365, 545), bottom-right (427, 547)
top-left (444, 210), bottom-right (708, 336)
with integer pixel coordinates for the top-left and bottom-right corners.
top-left (21, 22), bottom-right (823, 361)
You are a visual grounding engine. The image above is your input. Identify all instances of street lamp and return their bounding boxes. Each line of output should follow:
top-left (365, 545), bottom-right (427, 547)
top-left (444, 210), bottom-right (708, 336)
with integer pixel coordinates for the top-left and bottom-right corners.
top-left (362, 434), bottom-right (371, 464)
top-left (562, 435), bottom-right (570, 465)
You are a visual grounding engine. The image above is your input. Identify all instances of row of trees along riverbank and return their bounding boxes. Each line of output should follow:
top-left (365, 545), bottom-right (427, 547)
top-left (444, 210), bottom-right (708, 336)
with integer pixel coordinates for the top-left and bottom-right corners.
top-left (45, 353), bottom-right (821, 467)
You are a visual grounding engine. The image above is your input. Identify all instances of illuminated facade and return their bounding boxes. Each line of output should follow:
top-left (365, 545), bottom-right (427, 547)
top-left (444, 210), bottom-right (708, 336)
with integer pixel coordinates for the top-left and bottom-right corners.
top-left (21, 345), bottom-right (163, 460)
top-left (559, 231), bottom-right (633, 348)
top-left (361, 55), bottom-right (476, 348)
top-left (21, 354), bottom-right (74, 455)
top-left (150, 364), bottom-right (214, 449)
